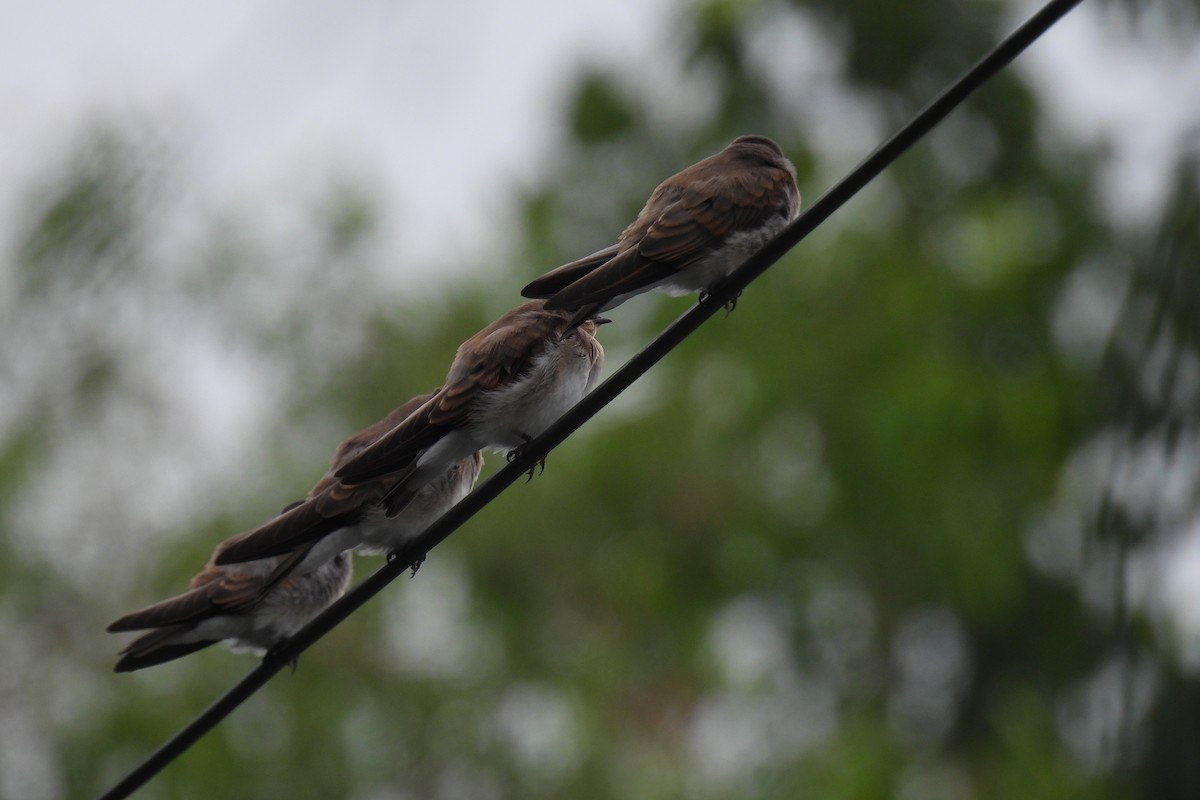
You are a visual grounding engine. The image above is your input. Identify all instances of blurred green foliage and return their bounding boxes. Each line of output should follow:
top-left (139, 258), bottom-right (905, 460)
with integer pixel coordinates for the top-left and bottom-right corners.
top-left (2, 1), bottom-right (1197, 799)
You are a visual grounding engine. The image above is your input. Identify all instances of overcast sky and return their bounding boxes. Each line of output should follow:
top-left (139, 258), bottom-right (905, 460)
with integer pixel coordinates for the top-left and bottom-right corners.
top-left (0, 0), bottom-right (676, 269)
top-left (1, 0), bottom-right (1196, 269)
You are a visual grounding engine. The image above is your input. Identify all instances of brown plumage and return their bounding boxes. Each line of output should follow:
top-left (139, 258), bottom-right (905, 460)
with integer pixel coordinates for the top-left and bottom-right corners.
top-left (107, 533), bottom-right (352, 672)
top-left (217, 300), bottom-right (602, 574)
top-left (521, 135), bottom-right (800, 324)
top-left (109, 392), bottom-right (490, 671)
top-left (213, 393), bottom-right (483, 574)
top-left (334, 300), bottom-right (604, 493)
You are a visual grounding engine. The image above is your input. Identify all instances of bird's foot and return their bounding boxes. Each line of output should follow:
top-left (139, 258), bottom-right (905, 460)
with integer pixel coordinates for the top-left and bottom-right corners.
top-left (386, 549), bottom-right (427, 578)
top-left (506, 434), bottom-right (545, 482)
top-left (265, 644), bottom-right (299, 673)
top-left (699, 287), bottom-right (741, 317)
top-left (723, 291), bottom-right (741, 316)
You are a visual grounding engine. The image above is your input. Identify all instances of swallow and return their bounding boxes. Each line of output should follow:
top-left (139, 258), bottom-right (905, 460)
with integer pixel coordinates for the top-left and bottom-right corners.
top-left (107, 535), bottom-right (352, 672)
top-left (521, 135), bottom-right (800, 325)
top-left (331, 299), bottom-right (605, 514)
top-left (212, 393), bottom-right (483, 577)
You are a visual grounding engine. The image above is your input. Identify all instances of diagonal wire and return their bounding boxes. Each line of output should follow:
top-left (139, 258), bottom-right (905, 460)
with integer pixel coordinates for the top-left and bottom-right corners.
top-left (96, 0), bottom-right (1085, 796)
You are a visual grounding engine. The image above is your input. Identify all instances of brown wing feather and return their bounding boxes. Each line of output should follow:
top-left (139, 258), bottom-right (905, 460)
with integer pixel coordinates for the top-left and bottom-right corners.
top-left (541, 249), bottom-right (676, 311)
top-left (435, 305), bottom-right (563, 417)
top-left (539, 138), bottom-right (798, 312)
top-left (331, 396), bottom-right (450, 484)
top-left (114, 633), bottom-right (217, 672)
top-left (324, 392), bottom-right (436, 476)
top-left (520, 244), bottom-right (621, 299)
top-left (542, 170), bottom-right (794, 311)
top-left (199, 568), bottom-right (270, 613)
top-left (107, 586), bottom-right (218, 632)
top-left (107, 565), bottom-right (264, 632)
top-left (214, 392), bottom-right (438, 565)
top-left (113, 393), bottom-right (441, 638)
top-left (212, 482), bottom-right (375, 565)
top-left (337, 302), bottom-right (565, 484)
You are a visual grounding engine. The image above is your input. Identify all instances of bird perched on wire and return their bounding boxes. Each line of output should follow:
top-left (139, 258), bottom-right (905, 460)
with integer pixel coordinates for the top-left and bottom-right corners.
top-left (327, 299), bottom-right (606, 513)
top-left (106, 531), bottom-right (352, 672)
top-left (521, 135), bottom-right (800, 327)
top-left (217, 299), bottom-right (604, 579)
top-left (213, 392), bottom-right (484, 578)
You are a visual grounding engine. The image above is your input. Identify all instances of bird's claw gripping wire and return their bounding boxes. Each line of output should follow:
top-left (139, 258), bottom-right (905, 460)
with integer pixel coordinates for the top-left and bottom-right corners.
top-left (387, 549), bottom-right (426, 578)
top-left (506, 434), bottom-right (546, 482)
top-left (264, 645), bottom-right (299, 674)
top-left (699, 287), bottom-right (741, 317)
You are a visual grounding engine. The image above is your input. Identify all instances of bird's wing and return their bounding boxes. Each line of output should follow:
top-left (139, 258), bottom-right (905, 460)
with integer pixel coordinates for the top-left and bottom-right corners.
top-left (214, 392), bottom-right (440, 565)
top-left (330, 393), bottom-right (453, 485)
top-left (432, 307), bottom-right (563, 424)
top-left (520, 243), bottom-right (621, 298)
top-left (323, 392), bottom-right (437, 477)
top-left (543, 169), bottom-right (795, 311)
top-left (113, 630), bottom-right (217, 672)
top-left (337, 304), bottom-right (563, 484)
top-left (106, 566), bottom-right (265, 632)
top-left (211, 482), bottom-right (377, 565)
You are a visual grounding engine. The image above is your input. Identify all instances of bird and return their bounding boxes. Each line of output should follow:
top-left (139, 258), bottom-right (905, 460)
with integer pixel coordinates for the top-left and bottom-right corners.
top-left (211, 392), bottom-right (484, 578)
top-left (328, 299), bottom-right (606, 515)
top-left (217, 300), bottom-right (603, 575)
top-left (106, 532), bottom-right (352, 672)
top-left (520, 134), bottom-right (800, 326)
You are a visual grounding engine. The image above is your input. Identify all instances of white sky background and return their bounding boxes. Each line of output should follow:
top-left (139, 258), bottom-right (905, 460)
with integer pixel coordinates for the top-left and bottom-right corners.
top-left (0, 0), bottom-right (676, 272)
top-left (0, 0), bottom-right (1196, 273)
top-left (1011, 0), bottom-right (1200, 230)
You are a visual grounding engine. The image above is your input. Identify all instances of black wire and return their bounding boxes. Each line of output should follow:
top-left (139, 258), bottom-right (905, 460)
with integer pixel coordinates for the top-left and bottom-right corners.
top-left (96, 1), bottom-right (1085, 796)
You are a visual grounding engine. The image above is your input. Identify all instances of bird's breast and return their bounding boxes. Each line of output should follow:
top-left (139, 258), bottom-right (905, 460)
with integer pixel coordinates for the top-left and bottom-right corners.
top-left (666, 215), bottom-right (793, 296)
top-left (474, 338), bottom-right (597, 447)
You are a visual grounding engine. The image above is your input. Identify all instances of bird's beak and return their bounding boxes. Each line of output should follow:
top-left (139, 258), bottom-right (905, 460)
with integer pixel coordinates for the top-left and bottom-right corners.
top-left (594, 316), bottom-right (613, 325)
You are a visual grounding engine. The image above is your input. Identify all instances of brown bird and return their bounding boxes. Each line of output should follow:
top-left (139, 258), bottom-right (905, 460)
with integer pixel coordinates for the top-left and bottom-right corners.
top-left (329, 299), bottom-right (605, 513)
top-left (212, 392), bottom-right (484, 576)
top-left (216, 300), bottom-right (604, 574)
top-left (107, 533), bottom-right (352, 672)
top-left (521, 135), bottom-right (800, 325)
top-left (109, 394), bottom-right (487, 671)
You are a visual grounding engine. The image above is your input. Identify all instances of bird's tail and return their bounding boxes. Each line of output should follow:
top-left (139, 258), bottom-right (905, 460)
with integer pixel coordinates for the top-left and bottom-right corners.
top-left (113, 627), bottom-right (217, 673)
top-left (215, 497), bottom-right (357, 566)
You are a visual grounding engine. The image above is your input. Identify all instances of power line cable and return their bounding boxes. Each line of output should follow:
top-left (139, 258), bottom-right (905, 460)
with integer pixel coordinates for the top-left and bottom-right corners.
top-left (97, 1), bottom-right (1085, 796)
